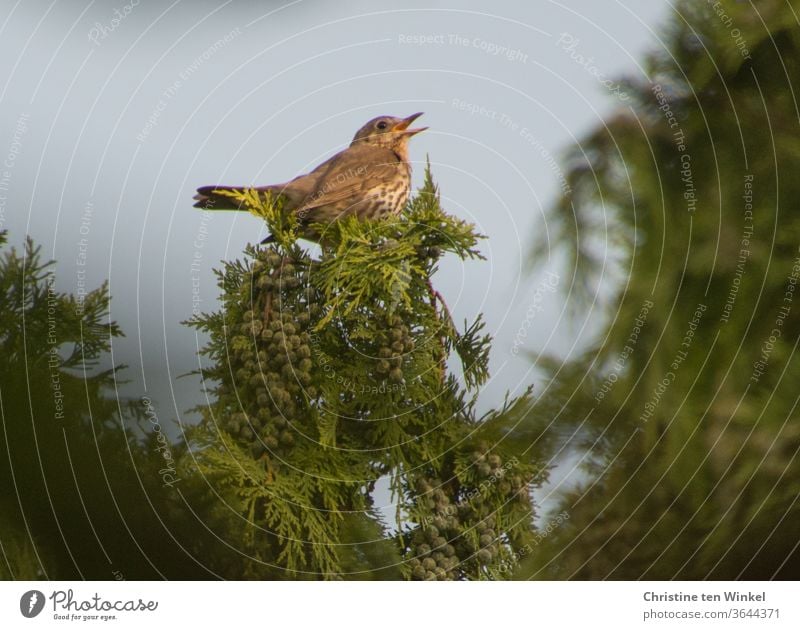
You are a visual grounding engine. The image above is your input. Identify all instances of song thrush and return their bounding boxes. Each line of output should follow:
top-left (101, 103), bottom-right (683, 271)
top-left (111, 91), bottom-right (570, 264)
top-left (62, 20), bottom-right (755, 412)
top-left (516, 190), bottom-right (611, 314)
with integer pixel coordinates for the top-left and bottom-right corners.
top-left (194, 112), bottom-right (427, 242)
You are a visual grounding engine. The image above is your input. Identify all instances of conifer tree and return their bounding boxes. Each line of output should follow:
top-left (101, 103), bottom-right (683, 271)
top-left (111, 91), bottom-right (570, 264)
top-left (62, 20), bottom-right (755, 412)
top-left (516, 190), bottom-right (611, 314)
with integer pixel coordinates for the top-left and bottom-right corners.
top-left (0, 231), bottom-right (214, 579)
top-left (185, 168), bottom-right (545, 579)
top-left (522, 0), bottom-right (800, 579)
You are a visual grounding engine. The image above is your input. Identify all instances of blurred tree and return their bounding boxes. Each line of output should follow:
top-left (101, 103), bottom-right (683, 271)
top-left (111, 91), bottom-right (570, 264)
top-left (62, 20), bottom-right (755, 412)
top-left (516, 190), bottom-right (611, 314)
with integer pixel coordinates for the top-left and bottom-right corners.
top-left (523, 0), bottom-right (800, 579)
top-left (185, 169), bottom-right (545, 579)
top-left (0, 231), bottom-right (217, 579)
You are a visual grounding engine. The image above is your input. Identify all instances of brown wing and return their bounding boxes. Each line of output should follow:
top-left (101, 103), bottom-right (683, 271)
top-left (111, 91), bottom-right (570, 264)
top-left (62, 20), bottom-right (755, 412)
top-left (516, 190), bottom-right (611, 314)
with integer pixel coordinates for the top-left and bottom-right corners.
top-left (294, 144), bottom-right (402, 221)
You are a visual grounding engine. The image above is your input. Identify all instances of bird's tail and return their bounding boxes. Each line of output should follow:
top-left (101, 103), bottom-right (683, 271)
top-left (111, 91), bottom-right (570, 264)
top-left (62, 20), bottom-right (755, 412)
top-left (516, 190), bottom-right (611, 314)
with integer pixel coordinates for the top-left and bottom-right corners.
top-left (193, 185), bottom-right (289, 210)
top-left (193, 185), bottom-right (252, 210)
top-left (193, 185), bottom-right (282, 243)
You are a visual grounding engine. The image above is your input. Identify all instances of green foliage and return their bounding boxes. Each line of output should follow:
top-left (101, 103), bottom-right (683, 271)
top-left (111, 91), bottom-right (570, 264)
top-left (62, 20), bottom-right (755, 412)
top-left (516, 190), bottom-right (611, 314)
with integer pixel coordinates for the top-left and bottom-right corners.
top-left (0, 513), bottom-right (43, 579)
top-left (186, 168), bottom-right (545, 579)
top-left (0, 233), bottom-right (222, 579)
top-left (0, 235), bottom-right (122, 367)
top-left (216, 188), bottom-right (297, 248)
top-left (524, 0), bottom-right (800, 579)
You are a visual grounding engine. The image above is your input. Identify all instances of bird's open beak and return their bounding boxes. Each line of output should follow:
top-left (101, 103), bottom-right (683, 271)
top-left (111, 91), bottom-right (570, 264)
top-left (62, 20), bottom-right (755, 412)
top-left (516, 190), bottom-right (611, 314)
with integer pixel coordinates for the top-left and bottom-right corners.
top-left (394, 112), bottom-right (428, 136)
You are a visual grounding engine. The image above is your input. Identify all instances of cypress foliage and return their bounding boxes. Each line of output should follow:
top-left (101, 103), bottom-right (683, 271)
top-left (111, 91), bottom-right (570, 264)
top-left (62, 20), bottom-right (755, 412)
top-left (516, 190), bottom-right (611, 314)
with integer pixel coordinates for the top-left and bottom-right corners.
top-left (185, 168), bottom-right (544, 579)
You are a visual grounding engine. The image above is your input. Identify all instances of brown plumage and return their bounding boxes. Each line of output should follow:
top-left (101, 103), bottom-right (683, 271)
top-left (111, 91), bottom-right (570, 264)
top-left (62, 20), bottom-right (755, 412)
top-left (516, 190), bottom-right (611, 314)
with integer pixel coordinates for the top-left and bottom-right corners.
top-left (193, 113), bottom-right (427, 242)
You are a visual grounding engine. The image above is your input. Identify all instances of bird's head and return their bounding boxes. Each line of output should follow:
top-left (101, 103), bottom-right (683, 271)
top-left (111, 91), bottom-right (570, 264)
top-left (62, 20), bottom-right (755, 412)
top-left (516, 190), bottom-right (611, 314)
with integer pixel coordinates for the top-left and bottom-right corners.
top-left (351, 113), bottom-right (427, 153)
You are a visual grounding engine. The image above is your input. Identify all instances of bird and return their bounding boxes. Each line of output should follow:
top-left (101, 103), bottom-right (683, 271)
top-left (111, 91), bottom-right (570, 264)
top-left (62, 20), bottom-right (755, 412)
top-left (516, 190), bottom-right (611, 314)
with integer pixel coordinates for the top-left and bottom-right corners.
top-left (193, 112), bottom-right (427, 242)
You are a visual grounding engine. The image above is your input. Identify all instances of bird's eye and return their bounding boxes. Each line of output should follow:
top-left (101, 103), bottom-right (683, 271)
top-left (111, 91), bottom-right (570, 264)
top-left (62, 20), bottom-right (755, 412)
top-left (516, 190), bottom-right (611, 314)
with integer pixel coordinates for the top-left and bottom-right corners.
top-left (376, 121), bottom-right (388, 130)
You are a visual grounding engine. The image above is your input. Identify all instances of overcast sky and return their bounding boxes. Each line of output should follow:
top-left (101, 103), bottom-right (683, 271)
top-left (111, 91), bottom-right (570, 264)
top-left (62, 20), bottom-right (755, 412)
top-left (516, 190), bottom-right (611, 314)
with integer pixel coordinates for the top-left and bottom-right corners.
top-left (0, 0), bottom-right (670, 514)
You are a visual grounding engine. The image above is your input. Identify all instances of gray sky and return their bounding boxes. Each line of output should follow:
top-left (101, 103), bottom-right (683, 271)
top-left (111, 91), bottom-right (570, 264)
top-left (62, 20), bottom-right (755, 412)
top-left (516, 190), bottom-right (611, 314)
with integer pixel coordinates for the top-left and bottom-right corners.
top-left (0, 0), bottom-right (670, 515)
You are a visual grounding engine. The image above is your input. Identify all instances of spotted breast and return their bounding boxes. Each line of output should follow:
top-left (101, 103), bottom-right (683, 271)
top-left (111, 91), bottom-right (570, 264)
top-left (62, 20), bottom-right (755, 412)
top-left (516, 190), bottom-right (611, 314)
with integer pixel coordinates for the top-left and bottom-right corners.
top-left (360, 165), bottom-right (411, 220)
